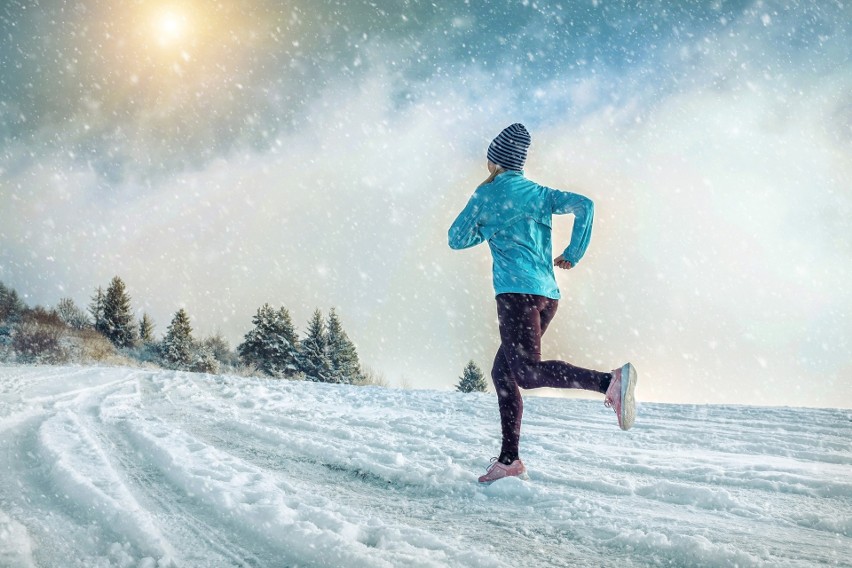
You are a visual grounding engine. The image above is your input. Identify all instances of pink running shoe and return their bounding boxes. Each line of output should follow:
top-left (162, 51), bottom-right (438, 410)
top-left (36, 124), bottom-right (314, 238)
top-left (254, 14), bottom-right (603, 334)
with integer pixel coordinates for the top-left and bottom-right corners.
top-left (478, 458), bottom-right (528, 484)
top-left (605, 362), bottom-right (637, 430)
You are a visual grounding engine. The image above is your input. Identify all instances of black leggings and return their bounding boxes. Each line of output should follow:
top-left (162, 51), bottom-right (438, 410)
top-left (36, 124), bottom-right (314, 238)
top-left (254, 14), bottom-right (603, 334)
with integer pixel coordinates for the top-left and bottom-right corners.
top-left (491, 293), bottom-right (612, 463)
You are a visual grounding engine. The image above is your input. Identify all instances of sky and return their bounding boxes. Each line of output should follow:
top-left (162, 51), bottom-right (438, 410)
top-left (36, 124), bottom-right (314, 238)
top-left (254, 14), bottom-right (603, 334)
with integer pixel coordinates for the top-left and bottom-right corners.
top-left (1, 0), bottom-right (850, 408)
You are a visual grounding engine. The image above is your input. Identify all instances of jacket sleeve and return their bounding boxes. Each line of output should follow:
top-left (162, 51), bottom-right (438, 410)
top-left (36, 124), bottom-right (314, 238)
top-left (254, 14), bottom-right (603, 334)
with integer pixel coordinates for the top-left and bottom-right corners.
top-left (448, 190), bottom-right (486, 250)
top-left (550, 189), bottom-right (594, 266)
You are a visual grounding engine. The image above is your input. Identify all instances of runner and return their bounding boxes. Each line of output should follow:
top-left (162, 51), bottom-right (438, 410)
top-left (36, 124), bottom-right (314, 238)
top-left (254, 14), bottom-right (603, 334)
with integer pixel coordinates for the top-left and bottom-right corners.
top-left (448, 123), bottom-right (637, 484)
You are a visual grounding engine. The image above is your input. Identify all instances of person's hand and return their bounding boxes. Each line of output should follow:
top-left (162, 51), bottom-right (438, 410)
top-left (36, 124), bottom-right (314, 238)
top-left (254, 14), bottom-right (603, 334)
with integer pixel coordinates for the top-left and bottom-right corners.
top-left (554, 255), bottom-right (573, 270)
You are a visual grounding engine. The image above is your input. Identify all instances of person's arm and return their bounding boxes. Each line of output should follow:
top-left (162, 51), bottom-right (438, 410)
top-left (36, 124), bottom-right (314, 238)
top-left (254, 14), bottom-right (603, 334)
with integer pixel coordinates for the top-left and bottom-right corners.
top-left (448, 190), bottom-right (486, 250)
top-left (550, 189), bottom-right (594, 267)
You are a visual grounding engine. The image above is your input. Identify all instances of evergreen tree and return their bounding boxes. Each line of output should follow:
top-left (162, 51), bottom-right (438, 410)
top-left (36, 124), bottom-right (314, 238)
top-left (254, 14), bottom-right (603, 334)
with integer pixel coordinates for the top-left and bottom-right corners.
top-left (238, 304), bottom-right (300, 377)
top-left (102, 277), bottom-right (136, 348)
top-left (325, 308), bottom-right (362, 384)
top-left (456, 360), bottom-right (488, 393)
top-left (161, 308), bottom-right (194, 369)
top-left (89, 286), bottom-right (106, 334)
top-left (0, 282), bottom-right (26, 323)
top-left (139, 313), bottom-right (155, 343)
top-left (298, 309), bottom-right (332, 382)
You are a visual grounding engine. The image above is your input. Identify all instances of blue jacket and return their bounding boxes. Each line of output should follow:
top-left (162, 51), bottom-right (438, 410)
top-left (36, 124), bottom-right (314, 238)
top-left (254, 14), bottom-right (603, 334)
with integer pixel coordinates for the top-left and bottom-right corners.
top-left (448, 170), bottom-right (594, 300)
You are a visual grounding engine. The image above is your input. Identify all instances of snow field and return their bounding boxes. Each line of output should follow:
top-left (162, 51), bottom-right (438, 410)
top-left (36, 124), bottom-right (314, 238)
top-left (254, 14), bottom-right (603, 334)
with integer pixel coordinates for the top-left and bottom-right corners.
top-left (0, 365), bottom-right (849, 567)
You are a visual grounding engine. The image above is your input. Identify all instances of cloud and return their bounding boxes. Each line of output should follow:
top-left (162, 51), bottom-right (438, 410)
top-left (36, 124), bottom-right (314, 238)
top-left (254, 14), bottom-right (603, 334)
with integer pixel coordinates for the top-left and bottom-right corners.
top-left (1, 0), bottom-right (850, 407)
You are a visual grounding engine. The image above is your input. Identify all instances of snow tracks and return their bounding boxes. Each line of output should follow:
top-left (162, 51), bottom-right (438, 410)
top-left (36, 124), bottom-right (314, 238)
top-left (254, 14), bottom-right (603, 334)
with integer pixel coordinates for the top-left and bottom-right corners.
top-left (0, 365), bottom-right (849, 567)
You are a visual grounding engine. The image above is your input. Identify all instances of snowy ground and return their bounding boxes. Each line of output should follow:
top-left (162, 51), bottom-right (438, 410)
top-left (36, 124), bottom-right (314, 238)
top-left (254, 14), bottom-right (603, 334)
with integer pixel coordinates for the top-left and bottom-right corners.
top-left (0, 366), bottom-right (849, 567)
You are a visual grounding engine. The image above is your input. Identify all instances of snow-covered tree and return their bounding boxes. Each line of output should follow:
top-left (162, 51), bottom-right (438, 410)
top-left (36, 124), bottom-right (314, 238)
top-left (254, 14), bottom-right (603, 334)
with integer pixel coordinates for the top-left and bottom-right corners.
top-left (298, 309), bottom-right (332, 382)
top-left (139, 313), bottom-right (155, 343)
top-left (102, 277), bottom-right (136, 348)
top-left (203, 331), bottom-right (237, 368)
top-left (326, 308), bottom-right (362, 384)
top-left (191, 344), bottom-right (220, 374)
top-left (161, 308), bottom-right (194, 369)
top-left (456, 360), bottom-right (488, 393)
top-left (238, 304), bottom-right (300, 377)
top-left (56, 298), bottom-right (90, 330)
top-left (89, 286), bottom-right (106, 334)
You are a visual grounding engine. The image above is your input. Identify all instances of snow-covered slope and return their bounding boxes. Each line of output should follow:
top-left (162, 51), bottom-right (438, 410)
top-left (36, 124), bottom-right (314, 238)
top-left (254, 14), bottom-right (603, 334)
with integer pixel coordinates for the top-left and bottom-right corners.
top-left (0, 366), bottom-right (848, 567)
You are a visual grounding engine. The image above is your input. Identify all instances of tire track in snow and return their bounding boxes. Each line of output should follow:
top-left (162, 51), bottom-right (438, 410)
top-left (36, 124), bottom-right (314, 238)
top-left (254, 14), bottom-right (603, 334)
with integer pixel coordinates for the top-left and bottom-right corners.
top-left (36, 408), bottom-right (177, 563)
top-left (71, 374), bottom-right (272, 567)
top-left (96, 417), bottom-right (272, 567)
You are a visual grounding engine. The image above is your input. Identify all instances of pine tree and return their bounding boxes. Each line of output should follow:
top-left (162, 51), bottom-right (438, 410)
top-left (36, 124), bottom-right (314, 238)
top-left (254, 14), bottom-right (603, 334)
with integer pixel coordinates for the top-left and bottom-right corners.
top-left (325, 308), bottom-right (362, 384)
top-left (298, 309), bottom-right (332, 382)
top-left (102, 277), bottom-right (136, 348)
top-left (161, 308), bottom-right (194, 369)
top-left (139, 313), bottom-right (155, 343)
top-left (237, 304), bottom-right (300, 377)
top-left (456, 360), bottom-right (488, 393)
top-left (89, 286), bottom-right (106, 334)
top-left (0, 282), bottom-right (26, 323)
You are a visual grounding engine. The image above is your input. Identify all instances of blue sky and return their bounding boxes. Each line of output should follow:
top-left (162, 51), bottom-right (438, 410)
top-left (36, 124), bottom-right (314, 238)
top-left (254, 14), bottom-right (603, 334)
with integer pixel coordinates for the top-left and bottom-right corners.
top-left (1, 0), bottom-right (850, 406)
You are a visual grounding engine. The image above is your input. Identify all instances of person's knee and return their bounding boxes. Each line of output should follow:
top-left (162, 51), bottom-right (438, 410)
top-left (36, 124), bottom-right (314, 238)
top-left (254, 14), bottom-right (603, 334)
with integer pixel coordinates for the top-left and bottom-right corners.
top-left (509, 357), bottom-right (540, 389)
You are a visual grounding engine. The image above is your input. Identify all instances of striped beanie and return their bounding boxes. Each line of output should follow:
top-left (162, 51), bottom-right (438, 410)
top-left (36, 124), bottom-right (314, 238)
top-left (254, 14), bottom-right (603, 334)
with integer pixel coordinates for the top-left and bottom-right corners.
top-left (487, 123), bottom-right (531, 171)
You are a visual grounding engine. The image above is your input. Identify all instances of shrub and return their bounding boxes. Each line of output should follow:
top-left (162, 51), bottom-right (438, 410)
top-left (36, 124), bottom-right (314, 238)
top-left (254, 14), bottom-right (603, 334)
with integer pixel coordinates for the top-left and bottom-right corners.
top-left (76, 328), bottom-right (118, 362)
top-left (23, 306), bottom-right (64, 327)
top-left (12, 321), bottom-right (68, 364)
top-left (357, 366), bottom-right (389, 388)
top-left (191, 345), bottom-right (220, 374)
top-left (203, 332), bottom-right (239, 368)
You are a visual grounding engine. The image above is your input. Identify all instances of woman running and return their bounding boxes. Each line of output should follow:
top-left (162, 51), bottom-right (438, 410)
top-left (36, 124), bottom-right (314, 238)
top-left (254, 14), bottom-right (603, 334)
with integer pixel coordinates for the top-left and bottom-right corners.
top-left (448, 123), bottom-right (637, 484)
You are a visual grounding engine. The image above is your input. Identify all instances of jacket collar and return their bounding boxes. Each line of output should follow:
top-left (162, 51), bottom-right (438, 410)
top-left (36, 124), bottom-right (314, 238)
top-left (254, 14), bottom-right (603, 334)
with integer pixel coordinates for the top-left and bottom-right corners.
top-left (497, 169), bottom-right (525, 178)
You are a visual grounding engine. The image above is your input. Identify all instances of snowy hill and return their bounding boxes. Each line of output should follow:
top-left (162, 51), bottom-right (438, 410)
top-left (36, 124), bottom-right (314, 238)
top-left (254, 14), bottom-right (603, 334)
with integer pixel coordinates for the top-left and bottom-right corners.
top-left (0, 366), bottom-right (848, 567)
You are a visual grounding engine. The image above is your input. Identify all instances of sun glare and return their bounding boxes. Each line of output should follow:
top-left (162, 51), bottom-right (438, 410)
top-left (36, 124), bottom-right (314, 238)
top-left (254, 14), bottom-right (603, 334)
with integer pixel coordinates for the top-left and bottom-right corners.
top-left (154, 8), bottom-right (189, 46)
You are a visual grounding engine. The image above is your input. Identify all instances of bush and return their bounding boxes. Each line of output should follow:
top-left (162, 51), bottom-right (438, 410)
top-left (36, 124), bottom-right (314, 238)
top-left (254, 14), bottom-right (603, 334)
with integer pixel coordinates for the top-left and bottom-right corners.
top-left (202, 332), bottom-right (239, 368)
top-left (0, 324), bottom-right (12, 346)
top-left (12, 321), bottom-right (68, 364)
top-left (356, 366), bottom-right (389, 388)
top-left (191, 345), bottom-right (220, 374)
top-left (0, 324), bottom-right (12, 361)
top-left (76, 329), bottom-right (118, 363)
top-left (132, 341), bottom-right (163, 365)
top-left (23, 306), bottom-right (64, 327)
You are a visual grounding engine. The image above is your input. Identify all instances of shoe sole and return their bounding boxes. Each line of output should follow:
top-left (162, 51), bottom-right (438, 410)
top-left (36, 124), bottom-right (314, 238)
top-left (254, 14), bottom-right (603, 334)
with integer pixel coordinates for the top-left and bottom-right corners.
top-left (478, 470), bottom-right (530, 484)
top-left (620, 362), bottom-right (637, 431)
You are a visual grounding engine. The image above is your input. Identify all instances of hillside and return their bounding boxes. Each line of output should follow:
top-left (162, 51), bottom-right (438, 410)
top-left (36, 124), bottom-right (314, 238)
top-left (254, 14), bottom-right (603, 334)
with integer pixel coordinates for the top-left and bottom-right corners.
top-left (0, 366), bottom-right (849, 567)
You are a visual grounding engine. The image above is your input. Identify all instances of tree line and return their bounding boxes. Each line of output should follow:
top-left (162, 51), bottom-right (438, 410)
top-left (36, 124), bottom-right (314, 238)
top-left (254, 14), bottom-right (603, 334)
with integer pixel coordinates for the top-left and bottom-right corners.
top-left (1, 276), bottom-right (365, 384)
top-left (2, 277), bottom-right (489, 391)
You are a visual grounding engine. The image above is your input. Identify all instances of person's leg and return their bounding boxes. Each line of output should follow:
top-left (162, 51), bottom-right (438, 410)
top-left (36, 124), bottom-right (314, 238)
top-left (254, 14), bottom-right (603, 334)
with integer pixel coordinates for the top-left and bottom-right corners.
top-left (498, 294), bottom-right (612, 393)
top-left (490, 345), bottom-right (522, 465)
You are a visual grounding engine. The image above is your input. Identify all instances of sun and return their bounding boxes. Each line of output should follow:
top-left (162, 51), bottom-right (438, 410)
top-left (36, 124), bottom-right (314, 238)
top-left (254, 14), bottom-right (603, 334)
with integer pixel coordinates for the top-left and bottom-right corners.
top-left (153, 7), bottom-right (189, 46)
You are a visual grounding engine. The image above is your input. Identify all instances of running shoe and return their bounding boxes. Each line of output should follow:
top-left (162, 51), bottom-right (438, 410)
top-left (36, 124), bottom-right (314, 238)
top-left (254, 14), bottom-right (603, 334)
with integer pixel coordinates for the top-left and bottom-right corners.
top-left (605, 362), bottom-right (637, 430)
top-left (478, 458), bottom-right (528, 484)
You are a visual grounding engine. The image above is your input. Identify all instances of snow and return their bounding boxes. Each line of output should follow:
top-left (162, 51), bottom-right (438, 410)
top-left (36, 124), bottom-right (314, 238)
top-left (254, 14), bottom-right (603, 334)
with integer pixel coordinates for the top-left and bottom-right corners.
top-left (0, 366), bottom-right (849, 567)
